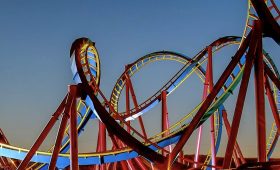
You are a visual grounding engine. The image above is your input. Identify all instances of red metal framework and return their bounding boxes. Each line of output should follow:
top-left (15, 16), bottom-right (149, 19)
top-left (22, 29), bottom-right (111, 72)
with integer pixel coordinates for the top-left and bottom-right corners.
top-left (1, 1), bottom-right (280, 170)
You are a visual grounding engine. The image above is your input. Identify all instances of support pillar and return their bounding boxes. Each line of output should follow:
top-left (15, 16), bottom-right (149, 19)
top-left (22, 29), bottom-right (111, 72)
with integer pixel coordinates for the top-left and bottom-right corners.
top-left (254, 20), bottom-right (266, 162)
top-left (162, 90), bottom-right (171, 156)
top-left (194, 48), bottom-right (211, 168)
top-left (69, 85), bottom-right (79, 170)
top-left (208, 45), bottom-right (216, 170)
top-left (99, 120), bottom-right (107, 170)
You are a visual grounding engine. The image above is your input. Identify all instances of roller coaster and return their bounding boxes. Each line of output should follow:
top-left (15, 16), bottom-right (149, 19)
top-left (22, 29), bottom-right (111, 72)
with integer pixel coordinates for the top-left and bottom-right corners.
top-left (1, 0), bottom-right (280, 169)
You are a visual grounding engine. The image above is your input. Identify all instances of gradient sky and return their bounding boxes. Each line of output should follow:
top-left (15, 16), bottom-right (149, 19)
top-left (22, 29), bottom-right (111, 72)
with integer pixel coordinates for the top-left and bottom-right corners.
top-left (0, 0), bottom-right (280, 160)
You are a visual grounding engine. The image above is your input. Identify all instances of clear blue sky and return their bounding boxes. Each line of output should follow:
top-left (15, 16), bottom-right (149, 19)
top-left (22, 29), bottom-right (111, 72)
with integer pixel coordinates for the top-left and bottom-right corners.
top-left (0, 0), bottom-right (280, 159)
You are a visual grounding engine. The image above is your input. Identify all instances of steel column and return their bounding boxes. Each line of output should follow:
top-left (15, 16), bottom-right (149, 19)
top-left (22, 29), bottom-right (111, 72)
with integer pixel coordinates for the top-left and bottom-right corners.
top-left (99, 120), bottom-right (107, 170)
top-left (162, 90), bottom-right (170, 156)
top-left (162, 90), bottom-right (167, 139)
top-left (69, 85), bottom-right (79, 170)
top-left (254, 20), bottom-right (266, 162)
top-left (166, 31), bottom-right (252, 169)
top-left (223, 20), bottom-right (260, 169)
top-left (194, 53), bottom-right (210, 168)
top-left (17, 94), bottom-right (68, 170)
top-left (99, 102), bottom-right (107, 170)
top-left (208, 45), bottom-right (216, 170)
top-left (126, 65), bottom-right (131, 134)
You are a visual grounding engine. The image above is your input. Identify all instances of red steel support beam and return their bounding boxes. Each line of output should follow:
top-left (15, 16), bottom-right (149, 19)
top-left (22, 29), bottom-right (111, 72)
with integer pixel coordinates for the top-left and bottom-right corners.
top-left (17, 94), bottom-right (68, 170)
top-left (208, 45), bottom-right (216, 170)
top-left (222, 110), bottom-right (245, 166)
top-left (223, 20), bottom-right (260, 169)
top-left (69, 85), bottom-right (79, 170)
top-left (48, 104), bottom-right (71, 170)
top-left (194, 54), bottom-right (210, 167)
top-left (99, 121), bottom-right (107, 170)
top-left (126, 66), bottom-right (131, 134)
top-left (166, 30), bottom-right (252, 169)
top-left (126, 76), bottom-right (147, 138)
top-left (162, 90), bottom-right (167, 139)
top-left (254, 20), bottom-right (266, 162)
top-left (162, 90), bottom-right (170, 156)
top-left (264, 74), bottom-right (280, 143)
top-left (98, 102), bottom-right (107, 170)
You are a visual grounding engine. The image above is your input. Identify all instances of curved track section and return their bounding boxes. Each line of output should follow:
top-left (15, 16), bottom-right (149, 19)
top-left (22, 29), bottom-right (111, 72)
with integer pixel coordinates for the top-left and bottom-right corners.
top-left (0, 35), bottom-right (279, 169)
top-left (110, 37), bottom-right (241, 120)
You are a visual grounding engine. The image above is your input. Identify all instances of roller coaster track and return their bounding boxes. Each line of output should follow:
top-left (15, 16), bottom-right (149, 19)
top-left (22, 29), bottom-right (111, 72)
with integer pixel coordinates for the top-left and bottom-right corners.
top-left (0, 0), bottom-right (280, 170)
